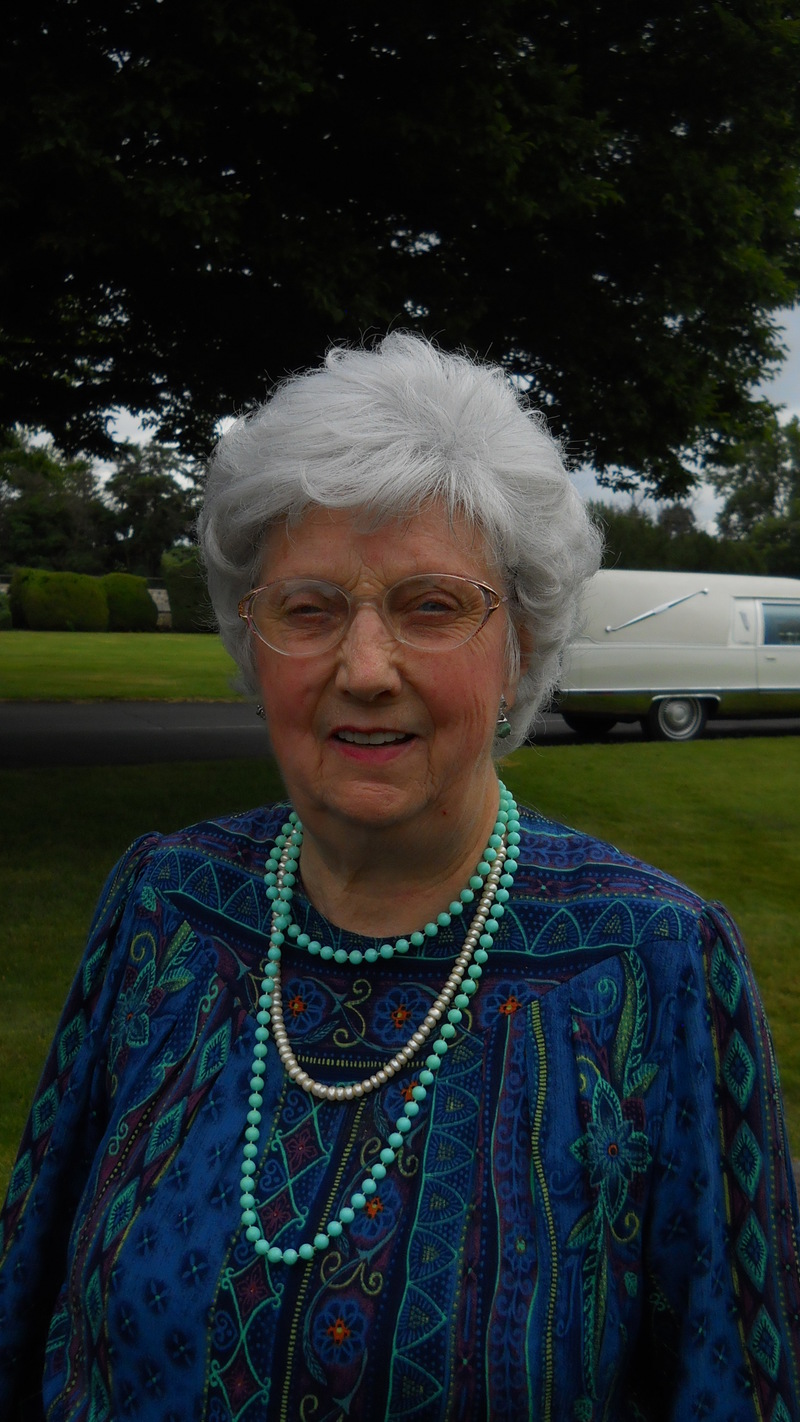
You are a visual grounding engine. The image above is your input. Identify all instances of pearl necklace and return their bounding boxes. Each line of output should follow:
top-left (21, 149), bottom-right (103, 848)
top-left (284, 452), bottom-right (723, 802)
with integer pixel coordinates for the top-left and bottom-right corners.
top-left (240, 784), bottom-right (521, 1266)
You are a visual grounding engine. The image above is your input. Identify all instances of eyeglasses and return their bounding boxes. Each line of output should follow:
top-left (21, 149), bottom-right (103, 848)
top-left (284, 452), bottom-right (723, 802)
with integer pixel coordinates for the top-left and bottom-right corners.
top-left (238, 574), bottom-right (507, 656)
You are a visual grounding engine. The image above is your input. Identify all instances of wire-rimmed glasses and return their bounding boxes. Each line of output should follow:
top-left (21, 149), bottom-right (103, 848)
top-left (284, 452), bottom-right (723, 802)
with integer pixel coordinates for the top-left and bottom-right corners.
top-left (238, 573), bottom-right (506, 656)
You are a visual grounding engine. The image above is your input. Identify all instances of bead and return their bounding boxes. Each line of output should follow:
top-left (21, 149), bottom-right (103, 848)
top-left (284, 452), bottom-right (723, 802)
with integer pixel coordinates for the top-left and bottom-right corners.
top-left (243, 791), bottom-right (521, 1266)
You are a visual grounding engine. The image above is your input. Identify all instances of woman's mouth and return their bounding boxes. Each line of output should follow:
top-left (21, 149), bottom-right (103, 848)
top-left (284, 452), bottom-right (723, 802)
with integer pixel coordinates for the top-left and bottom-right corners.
top-left (333, 729), bottom-right (414, 746)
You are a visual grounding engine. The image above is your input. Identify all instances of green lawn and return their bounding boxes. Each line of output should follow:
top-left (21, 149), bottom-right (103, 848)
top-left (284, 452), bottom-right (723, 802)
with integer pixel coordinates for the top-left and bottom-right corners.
top-left (1, 738), bottom-right (798, 1198)
top-left (0, 629), bottom-right (244, 700)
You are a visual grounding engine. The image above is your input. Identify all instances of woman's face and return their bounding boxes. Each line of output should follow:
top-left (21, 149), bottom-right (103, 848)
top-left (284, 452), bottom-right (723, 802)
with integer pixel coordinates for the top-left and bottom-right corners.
top-left (253, 503), bottom-right (518, 839)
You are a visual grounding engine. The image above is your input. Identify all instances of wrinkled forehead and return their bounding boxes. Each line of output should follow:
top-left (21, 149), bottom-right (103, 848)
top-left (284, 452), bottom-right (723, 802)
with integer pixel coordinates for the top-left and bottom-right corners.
top-left (257, 500), bottom-right (503, 586)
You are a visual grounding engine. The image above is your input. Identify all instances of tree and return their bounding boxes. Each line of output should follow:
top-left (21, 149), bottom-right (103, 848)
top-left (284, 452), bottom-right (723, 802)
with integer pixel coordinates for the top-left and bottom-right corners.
top-left (710, 415), bottom-right (800, 574)
top-left (0, 431), bottom-right (201, 576)
top-left (590, 499), bottom-right (761, 573)
top-left (0, 430), bottom-right (112, 572)
top-left (2, 2), bottom-right (799, 494)
top-left (105, 443), bottom-right (201, 577)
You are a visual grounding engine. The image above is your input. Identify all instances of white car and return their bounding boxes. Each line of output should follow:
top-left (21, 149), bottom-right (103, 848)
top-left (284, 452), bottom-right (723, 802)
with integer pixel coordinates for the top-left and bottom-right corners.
top-left (557, 569), bottom-right (800, 740)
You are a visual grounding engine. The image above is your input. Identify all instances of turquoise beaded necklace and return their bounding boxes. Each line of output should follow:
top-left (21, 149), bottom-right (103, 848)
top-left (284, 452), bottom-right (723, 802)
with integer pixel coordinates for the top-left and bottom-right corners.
top-left (241, 782), bottom-right (520, 1265)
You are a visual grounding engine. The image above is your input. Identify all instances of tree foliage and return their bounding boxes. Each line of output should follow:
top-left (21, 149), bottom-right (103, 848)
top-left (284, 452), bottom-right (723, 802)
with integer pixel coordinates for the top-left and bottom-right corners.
top-left (709, 415), bottom-right (800, 575)
top-left (2, 1), bottom-right (800, 494)
top-left (0, 431), bottom-right (200, 576)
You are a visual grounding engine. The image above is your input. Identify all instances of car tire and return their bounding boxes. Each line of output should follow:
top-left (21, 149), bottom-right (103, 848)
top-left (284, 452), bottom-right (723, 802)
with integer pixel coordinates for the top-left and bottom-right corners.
top-left (644, 698), bottom-right (707, 742)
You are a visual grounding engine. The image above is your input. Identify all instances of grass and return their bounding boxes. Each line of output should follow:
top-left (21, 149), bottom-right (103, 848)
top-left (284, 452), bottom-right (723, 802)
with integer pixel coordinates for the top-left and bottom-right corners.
top-left (0, 630), bottom-right (244, 700)
top-left (1, 739), bottom-right (798, 1197)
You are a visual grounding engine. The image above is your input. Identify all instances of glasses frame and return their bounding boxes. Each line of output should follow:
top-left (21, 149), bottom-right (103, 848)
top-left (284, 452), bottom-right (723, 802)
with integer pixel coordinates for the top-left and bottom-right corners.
top-left (237, 573), bottom-right (507, 657)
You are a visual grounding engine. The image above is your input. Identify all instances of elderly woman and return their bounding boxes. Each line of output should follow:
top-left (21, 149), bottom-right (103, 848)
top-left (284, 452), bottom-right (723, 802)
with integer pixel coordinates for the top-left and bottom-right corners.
top-left (1, 334), bottom-right (798, 1422)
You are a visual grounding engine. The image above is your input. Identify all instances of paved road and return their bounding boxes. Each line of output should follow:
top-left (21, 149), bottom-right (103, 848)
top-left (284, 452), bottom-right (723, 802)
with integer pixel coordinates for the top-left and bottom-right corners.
top-left (1, 700), bottom-right (799, 767)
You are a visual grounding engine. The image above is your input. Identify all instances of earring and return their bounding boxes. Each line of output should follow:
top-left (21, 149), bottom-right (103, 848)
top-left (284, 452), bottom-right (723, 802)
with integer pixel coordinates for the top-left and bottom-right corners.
top-left (256, 704), bottom-right (266, 720)
top-left (496, 696), bottom-right (511, 739)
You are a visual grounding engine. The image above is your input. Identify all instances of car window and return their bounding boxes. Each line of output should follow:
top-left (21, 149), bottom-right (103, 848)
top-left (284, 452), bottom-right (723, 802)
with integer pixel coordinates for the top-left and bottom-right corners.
top-left (762, 601), bottom-right (800, 646)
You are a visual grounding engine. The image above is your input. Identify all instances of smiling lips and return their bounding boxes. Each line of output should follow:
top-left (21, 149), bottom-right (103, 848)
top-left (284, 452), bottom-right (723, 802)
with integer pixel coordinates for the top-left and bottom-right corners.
top-left (333, 729), bottom-right (414, 746)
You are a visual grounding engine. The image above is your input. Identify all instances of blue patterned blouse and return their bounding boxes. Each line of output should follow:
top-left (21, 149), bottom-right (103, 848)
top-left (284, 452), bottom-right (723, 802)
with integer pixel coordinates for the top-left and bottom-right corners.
top-left (1, 803), bottom-right (798, 1421)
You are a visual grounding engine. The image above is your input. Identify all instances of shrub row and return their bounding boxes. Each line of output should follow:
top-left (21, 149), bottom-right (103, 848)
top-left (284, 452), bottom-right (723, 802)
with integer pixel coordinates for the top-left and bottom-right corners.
top-left (8, 569), bottom-right (158, 632)
top-left (4, 553), bottom-right (214, 632)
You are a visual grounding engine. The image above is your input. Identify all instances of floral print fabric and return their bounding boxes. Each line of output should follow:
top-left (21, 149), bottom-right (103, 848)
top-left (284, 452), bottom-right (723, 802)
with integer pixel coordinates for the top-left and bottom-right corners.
top-left (0, 803), bottom-right (798, 1420)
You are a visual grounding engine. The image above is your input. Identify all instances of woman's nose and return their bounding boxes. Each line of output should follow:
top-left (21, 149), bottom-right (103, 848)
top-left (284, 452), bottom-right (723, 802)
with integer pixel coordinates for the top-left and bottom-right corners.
top-left (334, 605), bottom-right (402, 697)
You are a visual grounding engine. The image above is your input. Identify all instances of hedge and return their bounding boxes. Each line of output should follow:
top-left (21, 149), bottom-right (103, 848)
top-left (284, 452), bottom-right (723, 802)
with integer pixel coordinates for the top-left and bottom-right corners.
top-left (0, 592), bottom-right (11, 630)
top-left (161, 547), bottom-right (214, 633)
top-left (13, 568), bottom-right (109, 631)
top-left (101, 572), bottom-right (158, 632)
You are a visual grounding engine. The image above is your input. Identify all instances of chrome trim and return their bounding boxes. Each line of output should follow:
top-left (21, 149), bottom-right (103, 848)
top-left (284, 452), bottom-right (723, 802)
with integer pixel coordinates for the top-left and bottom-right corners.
top-left (603, 587), bottom-right (709, 633)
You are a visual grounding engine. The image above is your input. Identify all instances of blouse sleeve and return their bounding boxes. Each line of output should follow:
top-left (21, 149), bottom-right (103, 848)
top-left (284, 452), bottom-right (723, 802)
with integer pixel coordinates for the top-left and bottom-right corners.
top-left (633, 903), bottom-right (800, 1419)
top-left (0, 834), bottom-right (161, 1420)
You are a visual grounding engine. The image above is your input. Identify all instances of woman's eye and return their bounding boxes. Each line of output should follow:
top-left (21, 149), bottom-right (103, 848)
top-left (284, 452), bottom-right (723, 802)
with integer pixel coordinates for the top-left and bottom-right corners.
top-left (283, 599), bottom-right (335, 619)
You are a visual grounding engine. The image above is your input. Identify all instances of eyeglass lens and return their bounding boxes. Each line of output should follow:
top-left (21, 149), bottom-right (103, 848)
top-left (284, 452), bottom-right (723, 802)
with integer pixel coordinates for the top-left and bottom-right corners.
top-left (247, 575), bottom-right (493, 654)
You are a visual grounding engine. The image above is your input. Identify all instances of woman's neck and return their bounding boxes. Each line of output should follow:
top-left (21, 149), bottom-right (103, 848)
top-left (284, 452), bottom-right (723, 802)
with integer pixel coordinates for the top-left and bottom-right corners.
top-left (292, 781), bottom-right (502, 938)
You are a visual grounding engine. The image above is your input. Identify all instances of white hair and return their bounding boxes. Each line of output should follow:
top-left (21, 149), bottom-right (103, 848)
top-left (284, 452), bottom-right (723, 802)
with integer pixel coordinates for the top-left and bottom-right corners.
top-left (198, 332), bottom-right (601, 750)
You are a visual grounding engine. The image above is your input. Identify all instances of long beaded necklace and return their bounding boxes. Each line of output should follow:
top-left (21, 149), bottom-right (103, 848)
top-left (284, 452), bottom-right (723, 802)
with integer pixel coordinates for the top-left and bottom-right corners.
top-left (240, 781), bottom-right (521, 1266)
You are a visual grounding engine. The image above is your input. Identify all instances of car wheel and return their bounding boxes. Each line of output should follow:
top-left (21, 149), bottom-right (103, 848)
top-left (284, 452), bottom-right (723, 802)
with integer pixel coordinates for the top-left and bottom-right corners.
top-left (644, 698), bottom-right (707, 742)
